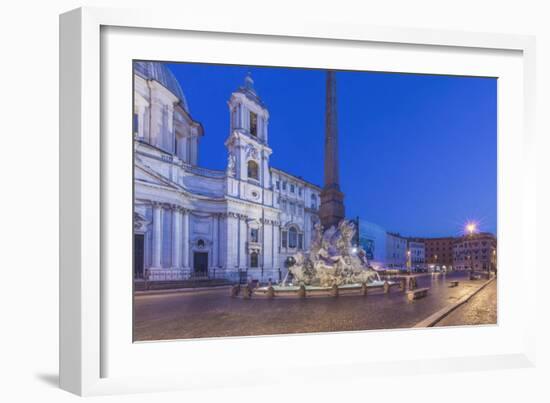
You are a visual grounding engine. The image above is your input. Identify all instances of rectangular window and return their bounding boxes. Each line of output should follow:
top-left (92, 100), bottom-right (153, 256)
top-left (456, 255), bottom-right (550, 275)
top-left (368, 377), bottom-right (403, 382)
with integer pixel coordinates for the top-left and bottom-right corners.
top-left (281, 231), bottom-right (288, 248)
top-left (250, 111), bottom-right (258, 136)
top-left (250, 228), bottom-right (259, 243)
top-left (250, 252), bottom-right (259, 268)
top-left (133, 113), bottom-right (139, 136)
top-left (282, 181), bottom-right (287, 190)
top-left (290, 184), bottom-right (295, 193)
top-left (298, 187), bottom-right (302, 196)
top-left (276, 181), bottom-right (280, 190)
top-left (288, 229), bottom-right (298, 248)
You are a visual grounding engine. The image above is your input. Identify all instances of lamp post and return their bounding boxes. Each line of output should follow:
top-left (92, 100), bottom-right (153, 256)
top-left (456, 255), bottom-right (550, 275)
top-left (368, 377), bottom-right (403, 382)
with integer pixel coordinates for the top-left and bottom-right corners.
top-left (407, 250), bottom-right (412, 274)
top-left (465, 222), bottom-right (476, 276)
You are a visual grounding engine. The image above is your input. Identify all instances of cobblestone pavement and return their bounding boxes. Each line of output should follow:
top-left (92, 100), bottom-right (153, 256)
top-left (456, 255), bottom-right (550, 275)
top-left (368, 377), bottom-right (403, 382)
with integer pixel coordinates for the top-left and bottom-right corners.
top-left (435, 278), bottom-right (497, 327)
top-left (133, 272), bottom-right (495, 341)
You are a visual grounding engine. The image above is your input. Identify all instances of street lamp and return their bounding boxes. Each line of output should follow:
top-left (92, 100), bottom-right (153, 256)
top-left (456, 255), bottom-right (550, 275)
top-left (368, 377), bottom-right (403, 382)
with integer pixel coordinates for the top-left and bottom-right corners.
top-left (466, 222), bottom-right (477, 236)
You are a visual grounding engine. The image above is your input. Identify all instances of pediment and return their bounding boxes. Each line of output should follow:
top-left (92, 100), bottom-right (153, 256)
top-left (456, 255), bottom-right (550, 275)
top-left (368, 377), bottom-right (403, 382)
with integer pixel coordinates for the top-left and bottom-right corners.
top-left (135, 162), bottom-right (180, 190)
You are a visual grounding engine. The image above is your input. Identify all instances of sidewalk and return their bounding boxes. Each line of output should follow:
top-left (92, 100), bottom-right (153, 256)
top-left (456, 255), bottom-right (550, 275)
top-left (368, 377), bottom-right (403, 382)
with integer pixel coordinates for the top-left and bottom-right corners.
top-left (434, 279), bottom-right (497, 327)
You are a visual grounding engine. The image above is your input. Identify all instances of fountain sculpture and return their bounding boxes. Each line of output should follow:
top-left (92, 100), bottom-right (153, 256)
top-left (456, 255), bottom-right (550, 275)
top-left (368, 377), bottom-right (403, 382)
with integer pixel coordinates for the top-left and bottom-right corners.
top-left (286, 220), bottom-right (379, 287)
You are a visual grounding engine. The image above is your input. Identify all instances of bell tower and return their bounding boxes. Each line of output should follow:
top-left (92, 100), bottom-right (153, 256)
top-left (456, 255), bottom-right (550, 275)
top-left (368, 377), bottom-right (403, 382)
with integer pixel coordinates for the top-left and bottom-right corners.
top-left (225, 74), bottom-right (272, 197)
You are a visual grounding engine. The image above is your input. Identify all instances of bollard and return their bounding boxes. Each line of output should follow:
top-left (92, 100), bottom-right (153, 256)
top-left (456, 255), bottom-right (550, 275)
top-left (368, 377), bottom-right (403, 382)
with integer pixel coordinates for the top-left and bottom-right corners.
top-left (383, 281), bottom-right (390, 294)
top-left (230, 284), bottom-right (240, 297)
top-left (267, 286), bottom-right (275, 298)
top-left (331, 284), bottom-right (339, 297)
top-left (242, 285), bottom-right (252, 299)
top-left (400, 277), bottom-right (406, 291)
top-left (361, 282), bottom-right (368, 297)
top-left (298, 285), bottom-right (306, 298)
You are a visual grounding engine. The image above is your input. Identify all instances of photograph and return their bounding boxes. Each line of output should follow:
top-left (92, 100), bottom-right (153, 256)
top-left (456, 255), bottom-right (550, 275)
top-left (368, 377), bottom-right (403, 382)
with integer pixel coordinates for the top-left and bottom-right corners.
top-left (132, 60), bottom-right (497, 341)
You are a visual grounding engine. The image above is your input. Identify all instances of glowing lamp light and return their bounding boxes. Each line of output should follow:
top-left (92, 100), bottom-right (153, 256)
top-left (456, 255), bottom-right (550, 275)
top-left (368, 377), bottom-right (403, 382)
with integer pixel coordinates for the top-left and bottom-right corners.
top-left (465, 222), bottom-right (477, 235)
top-left (351, 247), bottom-right (358, 254)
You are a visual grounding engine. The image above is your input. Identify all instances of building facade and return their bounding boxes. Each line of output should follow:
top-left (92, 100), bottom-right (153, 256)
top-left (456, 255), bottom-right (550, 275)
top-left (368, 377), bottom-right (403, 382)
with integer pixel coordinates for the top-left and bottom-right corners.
top-left (385, 232), bottom-right (408, 268)
top-left (423, 237), bottom-right (455, 271)
top-left (453, 232), bottom-right (497, 272)
top-left (133, 62), bottom-right (320, 283)
top-left (357, 219), bottom-right (387, 268)
top-left (407, 239), bottom-right (426, 271)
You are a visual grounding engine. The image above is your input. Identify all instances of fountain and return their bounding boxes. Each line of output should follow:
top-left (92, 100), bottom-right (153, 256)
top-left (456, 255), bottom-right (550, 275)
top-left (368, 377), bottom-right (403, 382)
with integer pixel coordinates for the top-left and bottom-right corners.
top-left (254, 220), bottom-right (392, 297)
top-left (288, 220), bottom-right (380, 287)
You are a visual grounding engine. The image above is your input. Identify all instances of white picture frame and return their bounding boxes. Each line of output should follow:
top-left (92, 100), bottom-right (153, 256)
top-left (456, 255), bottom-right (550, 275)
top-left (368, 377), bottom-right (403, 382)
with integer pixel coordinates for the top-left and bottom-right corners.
top-left (60, 6), bottom-right (537, 396)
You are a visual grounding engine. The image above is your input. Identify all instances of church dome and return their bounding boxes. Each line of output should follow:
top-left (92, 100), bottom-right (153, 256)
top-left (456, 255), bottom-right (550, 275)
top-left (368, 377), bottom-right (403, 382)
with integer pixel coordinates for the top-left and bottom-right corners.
top-left (134, 61), bottom-right (190, 112)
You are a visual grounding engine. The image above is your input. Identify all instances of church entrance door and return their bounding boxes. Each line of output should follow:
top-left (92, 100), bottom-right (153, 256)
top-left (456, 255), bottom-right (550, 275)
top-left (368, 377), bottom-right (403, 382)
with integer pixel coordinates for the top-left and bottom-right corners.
top-left (134, 234), bottom-right (145, 279)
top-left (193, 252), bottom-right (209, 278)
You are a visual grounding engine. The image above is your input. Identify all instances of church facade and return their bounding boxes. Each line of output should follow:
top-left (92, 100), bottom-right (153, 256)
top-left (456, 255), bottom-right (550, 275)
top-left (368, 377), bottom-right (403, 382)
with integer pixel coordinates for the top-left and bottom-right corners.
top-left (133, 61), bottom-right (321, 283)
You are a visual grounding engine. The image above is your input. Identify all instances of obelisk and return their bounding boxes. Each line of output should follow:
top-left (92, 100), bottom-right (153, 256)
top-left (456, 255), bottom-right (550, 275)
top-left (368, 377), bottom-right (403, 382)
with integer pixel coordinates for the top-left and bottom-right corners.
top-left (319, 70), bottom-right (345, 230)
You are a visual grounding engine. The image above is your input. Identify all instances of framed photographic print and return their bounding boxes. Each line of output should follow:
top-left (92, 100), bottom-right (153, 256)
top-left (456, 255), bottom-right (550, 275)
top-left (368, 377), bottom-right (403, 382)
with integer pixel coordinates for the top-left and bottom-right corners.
top-left (60, 6), bottom-right (537, 396)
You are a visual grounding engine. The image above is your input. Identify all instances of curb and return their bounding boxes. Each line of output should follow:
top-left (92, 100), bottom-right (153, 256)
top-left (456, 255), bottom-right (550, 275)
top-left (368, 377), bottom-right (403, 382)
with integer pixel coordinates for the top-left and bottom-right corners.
top-left (134, 284), bottom-right (233, 297)
top-left (413, 276), bottom-right (496, 328)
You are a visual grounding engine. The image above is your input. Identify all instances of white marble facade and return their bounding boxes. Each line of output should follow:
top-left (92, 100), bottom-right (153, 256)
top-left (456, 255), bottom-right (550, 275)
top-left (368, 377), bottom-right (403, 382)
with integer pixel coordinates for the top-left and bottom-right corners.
top-left (133, 62), bottom-right (321, 283)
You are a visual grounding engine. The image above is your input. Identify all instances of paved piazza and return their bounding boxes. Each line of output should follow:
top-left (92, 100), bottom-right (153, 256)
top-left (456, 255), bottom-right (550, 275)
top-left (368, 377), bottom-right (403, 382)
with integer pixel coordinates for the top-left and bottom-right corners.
top-left (435, 279), bottom-right (497, 327)
top-left (133, 272), bottom-right (497, 341)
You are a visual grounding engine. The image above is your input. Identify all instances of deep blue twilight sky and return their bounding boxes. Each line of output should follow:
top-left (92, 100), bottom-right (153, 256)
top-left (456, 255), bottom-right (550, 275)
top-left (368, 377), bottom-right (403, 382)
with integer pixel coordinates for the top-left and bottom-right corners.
top-left (166, 62), bottom-right (497, 238)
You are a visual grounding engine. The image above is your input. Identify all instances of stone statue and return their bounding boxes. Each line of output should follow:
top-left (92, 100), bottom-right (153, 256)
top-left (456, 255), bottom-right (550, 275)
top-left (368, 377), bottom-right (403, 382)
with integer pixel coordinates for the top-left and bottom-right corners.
top-left (288, 219), bottom-right (378, 287)
top-left (227, 153), bottom-right (236, 177)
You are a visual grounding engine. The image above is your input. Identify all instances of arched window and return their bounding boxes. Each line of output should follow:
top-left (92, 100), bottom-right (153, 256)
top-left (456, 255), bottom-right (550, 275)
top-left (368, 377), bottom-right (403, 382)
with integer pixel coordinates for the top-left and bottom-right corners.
top-left (288, 227), bottom-right (298, 249)
top-left (247, 160), bottom-right (259, 180)
top-left (250, 251), bottom-right (259, 268)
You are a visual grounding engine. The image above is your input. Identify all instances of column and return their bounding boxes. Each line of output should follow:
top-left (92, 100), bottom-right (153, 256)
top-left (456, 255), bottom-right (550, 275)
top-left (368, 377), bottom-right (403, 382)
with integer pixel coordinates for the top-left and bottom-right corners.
top-left (271, 226), bottom-right (278, 270)
top-left (261, 218), bottom-right (265, 269)
top-left (171, 207), bottom-right (182, 269)
top-left (304, 214), bottom-right (310, 250)
top-left (218, 214), bottom-right (226, 268)
top-left (273, 224), bottom-right (280, 269)
top-left (212, 214), bottom-right (219, 268)
top-left (262, 153), bottom-right (270, 188)
top-left (190, 136), bottom-right (198, 165)
top-left (236, 215), bottom-right (241, 268)
top-left (149, 97), bottom-right (164, 149)
top-left (178, 130), bottom-right (189, 163)
top-left (136, 103), bottom-right (145, 139)
top-left (226, 213), bottom-right (238, 269)
top-left (151, 203), bottom-right (162, 268)
top-left (241, 216), bottom-right (248, 269)
top-left (182, 209), bottom-right (190, 269)
top-left (239, 104), bottom-right (245, 130)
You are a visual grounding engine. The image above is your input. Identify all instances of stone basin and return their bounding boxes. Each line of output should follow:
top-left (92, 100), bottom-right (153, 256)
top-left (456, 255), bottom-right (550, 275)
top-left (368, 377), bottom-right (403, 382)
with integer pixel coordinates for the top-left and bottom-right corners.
top-left (251, 280), bottom-right (397, 298)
